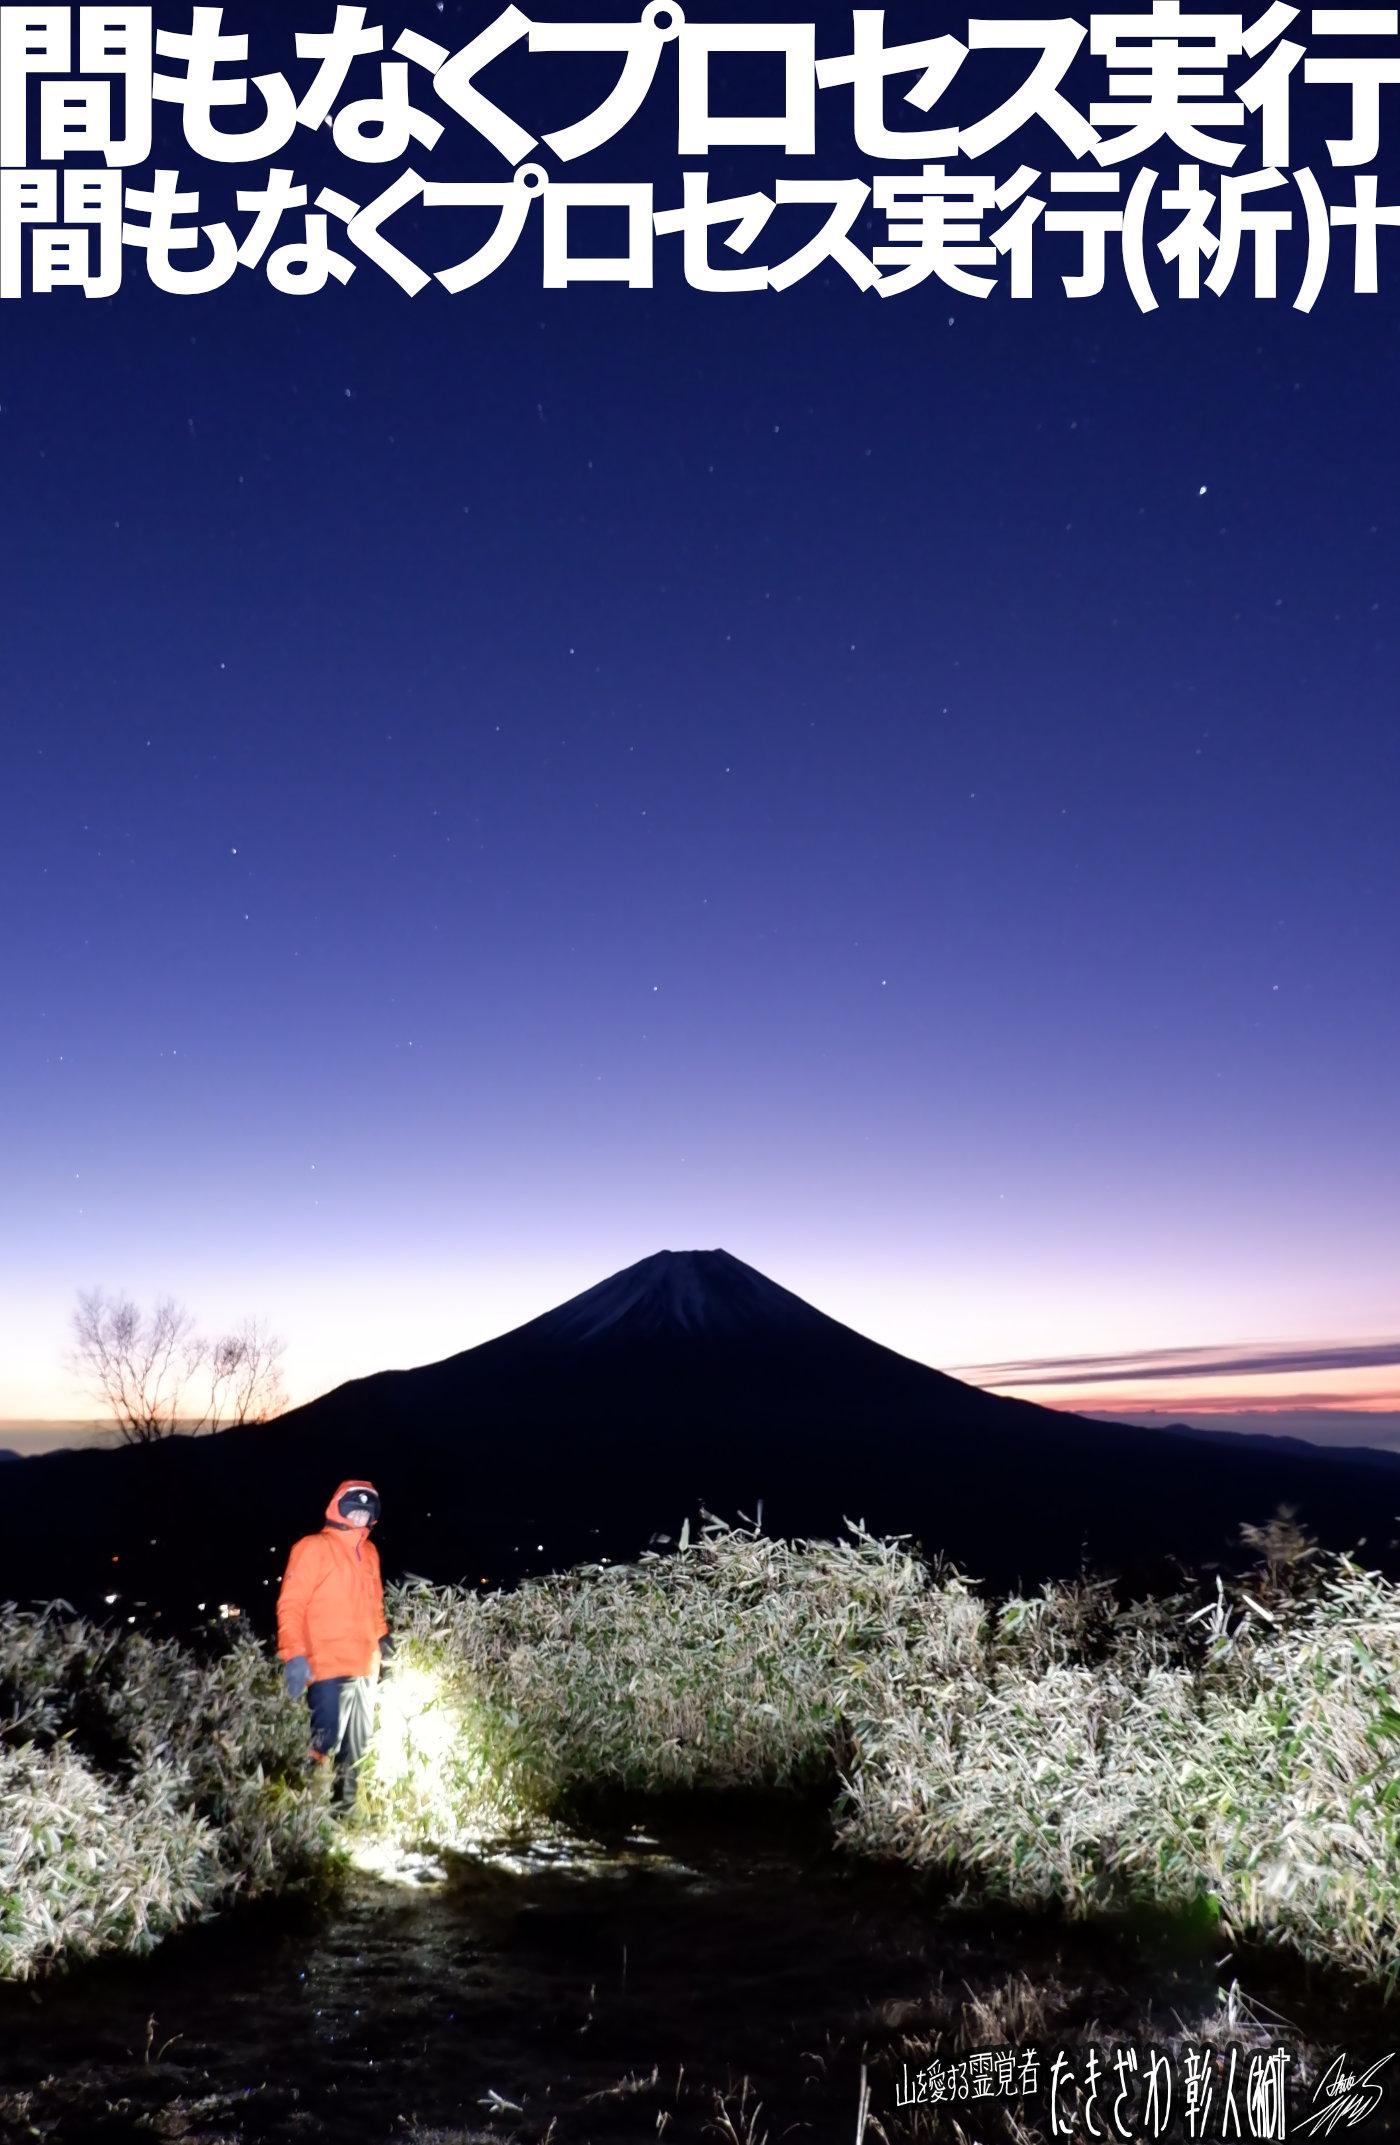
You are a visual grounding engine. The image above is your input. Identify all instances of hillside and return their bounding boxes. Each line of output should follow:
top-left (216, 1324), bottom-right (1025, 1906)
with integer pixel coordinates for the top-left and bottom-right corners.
top-left (6, 1250), bottom-right (1399, 1626)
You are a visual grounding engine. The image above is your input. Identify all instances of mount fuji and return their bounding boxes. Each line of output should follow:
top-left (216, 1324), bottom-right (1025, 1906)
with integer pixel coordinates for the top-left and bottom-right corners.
top-left (7, 1249), bottom-right (1399, 1624)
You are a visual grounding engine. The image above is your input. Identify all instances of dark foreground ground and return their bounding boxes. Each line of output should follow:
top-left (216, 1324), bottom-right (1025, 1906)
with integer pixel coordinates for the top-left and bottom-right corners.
top-left (2, 1799), bottom-right (1398, 2145)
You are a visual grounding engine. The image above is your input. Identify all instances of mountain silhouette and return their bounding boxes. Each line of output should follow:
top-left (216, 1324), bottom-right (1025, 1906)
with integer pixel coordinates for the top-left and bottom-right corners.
top-left (513, 1245), bottom-right (834, 1343)
top-left (7, 1249), bottom-right (1400, 1628)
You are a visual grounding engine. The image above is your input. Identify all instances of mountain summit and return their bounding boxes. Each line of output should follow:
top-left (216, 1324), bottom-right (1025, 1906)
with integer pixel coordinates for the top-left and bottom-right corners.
top-left (293, 1243), bottom-right (979, 1444)
top-left (6, 1248), bottom-right (1400, 1624)
top-left (509, 1248), bottom-right (837, 1347)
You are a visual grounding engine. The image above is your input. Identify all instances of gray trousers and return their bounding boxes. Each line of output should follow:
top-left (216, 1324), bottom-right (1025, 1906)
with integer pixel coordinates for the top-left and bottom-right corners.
top-left (307, 1675), bottom-right (374, 1803)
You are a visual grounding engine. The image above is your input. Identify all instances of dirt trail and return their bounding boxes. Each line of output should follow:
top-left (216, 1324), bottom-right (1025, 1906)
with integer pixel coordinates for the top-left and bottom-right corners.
top-left (1, 1801), bottom-right (1394, 2143)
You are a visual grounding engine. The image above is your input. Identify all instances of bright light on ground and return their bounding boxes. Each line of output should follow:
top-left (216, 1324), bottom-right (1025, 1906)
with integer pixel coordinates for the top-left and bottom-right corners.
top-left (346, 1839), bottom-right (449, 1886)
top-left (356, 1657), bottom-right (517, 1850)
top-left (371, 1665), bottom-right (459, 1790)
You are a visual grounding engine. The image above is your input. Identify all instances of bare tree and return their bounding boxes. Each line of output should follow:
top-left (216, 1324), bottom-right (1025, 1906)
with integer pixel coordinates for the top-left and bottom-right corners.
top-left (206, 1316), bottom-right (287, 1429)
top-left (71, 1290), bottom-right (202, 1444)
top-left (71, 1290), bottom-right (289, 1443)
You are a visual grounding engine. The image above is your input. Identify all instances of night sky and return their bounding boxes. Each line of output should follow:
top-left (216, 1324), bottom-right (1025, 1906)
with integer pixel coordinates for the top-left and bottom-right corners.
top-left (3, 0), bottom-right (1398, 1430)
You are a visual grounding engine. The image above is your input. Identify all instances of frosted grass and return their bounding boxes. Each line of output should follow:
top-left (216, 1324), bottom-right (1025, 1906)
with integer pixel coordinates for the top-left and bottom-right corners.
top-left (8, 1514), bottom-right (1400, 1986)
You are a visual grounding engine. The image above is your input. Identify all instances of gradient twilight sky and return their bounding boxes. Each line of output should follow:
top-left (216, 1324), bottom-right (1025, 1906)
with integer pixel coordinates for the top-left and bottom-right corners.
top-left (3, 0), bottom-right (1399, 1428)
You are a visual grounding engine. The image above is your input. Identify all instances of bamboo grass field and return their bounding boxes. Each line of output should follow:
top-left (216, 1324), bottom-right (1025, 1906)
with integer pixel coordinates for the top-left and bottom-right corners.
top-left (7, 1519), bottom-right (1400, 1990)
top-left (0, 1608), bottom-right (333, 1978)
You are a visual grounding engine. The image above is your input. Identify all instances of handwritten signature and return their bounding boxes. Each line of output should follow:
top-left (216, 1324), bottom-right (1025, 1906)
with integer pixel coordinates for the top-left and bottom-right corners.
top-left (1294, 2053), bottom-right (1394, 2135)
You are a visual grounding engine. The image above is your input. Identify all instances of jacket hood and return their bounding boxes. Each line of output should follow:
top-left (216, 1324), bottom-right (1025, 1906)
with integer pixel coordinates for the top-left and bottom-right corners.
top-left (325, 1479), bottom-right (380, 1529)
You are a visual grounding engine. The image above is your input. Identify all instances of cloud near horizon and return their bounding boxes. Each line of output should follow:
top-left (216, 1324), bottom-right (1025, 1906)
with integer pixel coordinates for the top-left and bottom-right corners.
top-left (958, 1340), bottom-right (1400, 1390)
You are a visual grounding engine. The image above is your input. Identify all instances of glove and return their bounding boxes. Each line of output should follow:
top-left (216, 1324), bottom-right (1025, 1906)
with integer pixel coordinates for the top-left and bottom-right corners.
top-left (283, 1655), bottom-right (311, 1699)
top-left (377, 1634), bottom-right (395, 1680)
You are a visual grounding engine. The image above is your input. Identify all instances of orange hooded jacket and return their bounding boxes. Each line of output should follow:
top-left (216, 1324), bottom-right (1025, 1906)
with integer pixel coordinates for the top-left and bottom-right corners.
top-left (276, 1480), bottom-right (388, 1682)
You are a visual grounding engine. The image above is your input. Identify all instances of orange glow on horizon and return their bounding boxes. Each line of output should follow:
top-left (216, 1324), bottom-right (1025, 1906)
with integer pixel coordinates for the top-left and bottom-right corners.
top-left (996, 1370), bottom-right (1400, 1416)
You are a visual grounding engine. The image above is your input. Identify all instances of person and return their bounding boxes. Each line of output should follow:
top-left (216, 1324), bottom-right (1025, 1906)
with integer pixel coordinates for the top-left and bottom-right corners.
top-left (277, 1479), bottom-right (392, 1808)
